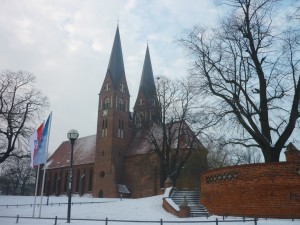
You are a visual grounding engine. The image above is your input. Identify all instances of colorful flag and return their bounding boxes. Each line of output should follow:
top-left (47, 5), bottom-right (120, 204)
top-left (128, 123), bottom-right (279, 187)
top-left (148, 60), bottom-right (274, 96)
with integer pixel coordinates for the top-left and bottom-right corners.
top-left (33, 113), bottom-right (52, 166)
top-left (30, 123), bottom-right (44, 168)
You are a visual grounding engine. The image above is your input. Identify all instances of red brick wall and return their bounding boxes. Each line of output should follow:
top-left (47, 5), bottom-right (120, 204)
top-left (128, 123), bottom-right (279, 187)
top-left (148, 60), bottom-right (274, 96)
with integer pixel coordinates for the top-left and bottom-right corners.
top-left (162, 198), bottom-right (179, 216)
top-left (200, 162), bottom-right (300, 218)
top-left (44, 163), bottom-right (94, 196)
top-left (125, 153), bottom-right (160, 198)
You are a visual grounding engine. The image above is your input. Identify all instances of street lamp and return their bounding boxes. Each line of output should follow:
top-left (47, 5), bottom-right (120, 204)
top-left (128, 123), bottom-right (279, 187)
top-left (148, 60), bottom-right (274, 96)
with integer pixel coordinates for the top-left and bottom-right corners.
top-left (67, 129), bottom-right (79, 223)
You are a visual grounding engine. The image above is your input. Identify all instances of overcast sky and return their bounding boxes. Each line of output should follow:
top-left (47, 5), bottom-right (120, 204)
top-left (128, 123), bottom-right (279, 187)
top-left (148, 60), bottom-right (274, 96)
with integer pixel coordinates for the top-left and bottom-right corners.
top-left (0, 0), bottom-right (222, 153)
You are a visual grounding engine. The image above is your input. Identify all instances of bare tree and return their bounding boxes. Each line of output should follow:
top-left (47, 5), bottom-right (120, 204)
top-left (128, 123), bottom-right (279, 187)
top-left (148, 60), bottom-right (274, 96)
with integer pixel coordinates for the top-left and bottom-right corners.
top-left (0, 70), bottom-right (49, 164)
top-left (0, 154), bottom-right (36, 195)
top-left (288, 0), bottom-right (300, 21)
top-left (206, 140), bottom-right (236, 169)
top-left (233, 147), bottom-right (262, 164)
top-left (142, 76), bottom-right (209, 187)
top-left (206, 138), bottom-right (262, 169)
top-left (180, 0), bottom-right (300, 162)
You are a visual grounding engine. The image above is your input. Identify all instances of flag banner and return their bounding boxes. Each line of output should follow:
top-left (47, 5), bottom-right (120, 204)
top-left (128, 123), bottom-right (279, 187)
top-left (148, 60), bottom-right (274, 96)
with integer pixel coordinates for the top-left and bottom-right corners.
top-left (33, 113), bottom-right (52, 166)
top-left (30, 123), bottom-right (44, 168)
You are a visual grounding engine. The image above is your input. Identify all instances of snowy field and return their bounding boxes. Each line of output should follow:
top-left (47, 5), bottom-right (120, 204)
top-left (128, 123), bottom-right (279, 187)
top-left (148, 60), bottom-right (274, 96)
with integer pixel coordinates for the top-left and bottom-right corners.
top-left (0, 195), bottom-right (298, 225)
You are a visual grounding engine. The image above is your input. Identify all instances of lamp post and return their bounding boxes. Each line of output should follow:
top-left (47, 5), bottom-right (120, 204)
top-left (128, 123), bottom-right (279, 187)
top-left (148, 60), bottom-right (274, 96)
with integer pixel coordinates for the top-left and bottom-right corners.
top-left (67, 129), bottom-right (79, 223)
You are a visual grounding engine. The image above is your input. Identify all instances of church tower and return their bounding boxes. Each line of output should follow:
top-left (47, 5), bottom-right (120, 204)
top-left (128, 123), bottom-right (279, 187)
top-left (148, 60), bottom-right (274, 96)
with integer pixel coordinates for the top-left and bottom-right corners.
top-left (134, 45), bottom-right (160, 128)
top-left (93, 26), bottom-right (133, 197)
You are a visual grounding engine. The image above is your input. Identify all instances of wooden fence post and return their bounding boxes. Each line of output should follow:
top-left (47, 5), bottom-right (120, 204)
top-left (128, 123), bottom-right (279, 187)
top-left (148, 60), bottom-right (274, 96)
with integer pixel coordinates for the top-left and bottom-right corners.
top-left (160, 218), bottom-right (163, 225)
top-left (105, 217), bottom-right (108, 225)
top-left (54, 216), bottom-right (57, 225)
top-left (216, 218), bottom-right (218, 225)
top-left (16, 215), bottom-right (19, 223)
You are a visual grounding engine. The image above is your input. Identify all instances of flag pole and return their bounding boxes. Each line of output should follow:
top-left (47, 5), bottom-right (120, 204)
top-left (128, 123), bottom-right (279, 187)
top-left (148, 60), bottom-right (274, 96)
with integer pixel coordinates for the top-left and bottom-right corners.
top-left (32, 165), bottom-right (40, 217)
top-left (39, 112), bottom-right (52, 218)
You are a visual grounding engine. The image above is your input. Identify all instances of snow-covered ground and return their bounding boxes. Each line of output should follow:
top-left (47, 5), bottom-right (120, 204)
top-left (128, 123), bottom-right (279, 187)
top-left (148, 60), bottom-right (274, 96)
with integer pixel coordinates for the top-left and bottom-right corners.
top-left (0, 195), bottom-right (298, 225)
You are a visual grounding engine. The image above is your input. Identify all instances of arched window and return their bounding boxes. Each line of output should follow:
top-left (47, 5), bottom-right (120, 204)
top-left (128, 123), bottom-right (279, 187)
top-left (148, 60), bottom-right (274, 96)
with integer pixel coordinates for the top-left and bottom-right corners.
top-left (88, 168), bottom-right (93, 192)
top-left (100, 171), bottom-right (105, 177)
top-left (64, 170), bottom-right (68, 193)
top-left (53, 172), bottom-right (57, 194)
top-left (75, 170), bottom-right (80, 192)
top-left (117, 98), bottom-right (125, 111)
top-left (105, 82), bottom-right (110, 91)
top-left (103, 98), bottom-right (111, 110)
top-left (102, 119), bottom-right (107, 137)
top-left (139, 98), bottom-right (144, 106)
top-left (151, 99), bottom-right (156, 106)
top-left (120, 83), bottom-right (126, 93)
top-left (118, 119), bottom-right (124, 138)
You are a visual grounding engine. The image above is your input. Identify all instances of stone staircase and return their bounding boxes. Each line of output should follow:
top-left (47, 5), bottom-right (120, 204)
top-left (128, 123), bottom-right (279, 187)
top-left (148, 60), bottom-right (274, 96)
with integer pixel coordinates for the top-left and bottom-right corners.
top-left (170, 189), bottom-right (209, 217)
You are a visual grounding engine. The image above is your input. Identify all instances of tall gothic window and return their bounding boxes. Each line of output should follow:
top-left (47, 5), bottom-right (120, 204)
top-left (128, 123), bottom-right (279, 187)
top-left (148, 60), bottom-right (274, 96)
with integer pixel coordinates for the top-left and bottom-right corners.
top-left (117, 98), bottom-right (125, 111)
top-left (53, 172), bottom-right (57, 194)
top-left (64, 170), bottom-right (68, 193)
top-left (136, 112), bottom-right (144, 128)
top-left (88, 168), bottom-right (93, 192)
top-left (151, 99), bottom-right (156, 106)
top-left (102, 118), bottom-right (107, 137)
top-left (75, 170), bottom-right (80, 193)
top-left (139, 98), bottom-right (144, 106)
top-left (118, 119), bottom-right (124, 138)
top-left (105, 82), bottom-right (110, 91)
top-left (120, 83), bottom-right (126, 93)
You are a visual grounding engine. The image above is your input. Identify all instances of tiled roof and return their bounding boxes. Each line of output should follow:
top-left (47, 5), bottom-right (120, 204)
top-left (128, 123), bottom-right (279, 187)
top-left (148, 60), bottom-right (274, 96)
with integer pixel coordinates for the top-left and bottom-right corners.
top-left (47, 135), bottom-right (96, 169)
top-left (125, 129), bottom-right (155, 156)
top-left (125, 122), bottom-right (206, 157)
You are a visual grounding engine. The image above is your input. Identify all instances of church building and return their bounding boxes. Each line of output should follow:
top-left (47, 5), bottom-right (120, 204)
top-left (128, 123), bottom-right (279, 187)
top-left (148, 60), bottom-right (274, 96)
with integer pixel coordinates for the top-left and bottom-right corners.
top-left (45, 27), bottom-right (208, 198)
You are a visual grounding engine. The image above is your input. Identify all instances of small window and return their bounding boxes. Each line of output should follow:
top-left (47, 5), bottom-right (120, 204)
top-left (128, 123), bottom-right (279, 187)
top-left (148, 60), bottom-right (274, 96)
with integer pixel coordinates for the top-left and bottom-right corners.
top-left (100, 171), bottom-right (105, 177)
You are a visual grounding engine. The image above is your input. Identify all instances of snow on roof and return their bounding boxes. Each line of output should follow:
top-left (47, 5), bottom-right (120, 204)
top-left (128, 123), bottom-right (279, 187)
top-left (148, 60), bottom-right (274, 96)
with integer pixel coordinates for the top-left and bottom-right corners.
top-left (125, 122), bottom-right (206, 157)
top-left (117, 184), bottom-right (131, 194)
top-left (47, 135), bottom-right (96, 169)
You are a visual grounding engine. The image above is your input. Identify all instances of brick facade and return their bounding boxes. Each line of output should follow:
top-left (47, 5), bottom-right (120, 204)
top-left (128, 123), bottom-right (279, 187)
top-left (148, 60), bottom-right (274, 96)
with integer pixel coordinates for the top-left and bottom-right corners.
top-left (125, 153), bottom-right (160, 198)
top-left (200, 162), bottom-right (300, 218)
top-left (44, 164), bottom-right (94, 196)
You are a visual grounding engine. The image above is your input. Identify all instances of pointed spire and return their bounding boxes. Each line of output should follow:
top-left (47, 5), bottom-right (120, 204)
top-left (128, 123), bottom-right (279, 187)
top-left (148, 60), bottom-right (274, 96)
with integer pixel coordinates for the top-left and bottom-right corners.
top-left (138, 45), bottom-right (156, 98)
top-left (107, 26), bottom-right (125, 88)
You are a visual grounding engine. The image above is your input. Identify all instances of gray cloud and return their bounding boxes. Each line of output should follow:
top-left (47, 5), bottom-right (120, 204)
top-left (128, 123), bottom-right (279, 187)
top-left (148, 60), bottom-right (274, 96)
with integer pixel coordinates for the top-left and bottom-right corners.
top-left (0, 0), bottom-right (218, 153)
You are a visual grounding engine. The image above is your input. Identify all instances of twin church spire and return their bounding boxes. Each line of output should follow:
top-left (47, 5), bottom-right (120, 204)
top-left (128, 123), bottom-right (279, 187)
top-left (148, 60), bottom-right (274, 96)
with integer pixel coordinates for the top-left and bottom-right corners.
top-left (94, 26), bottom-right (159, 197)
top-left (102, 26), bottom-right (159, 125)
top-left (106, 26), bottom-right (126, 89)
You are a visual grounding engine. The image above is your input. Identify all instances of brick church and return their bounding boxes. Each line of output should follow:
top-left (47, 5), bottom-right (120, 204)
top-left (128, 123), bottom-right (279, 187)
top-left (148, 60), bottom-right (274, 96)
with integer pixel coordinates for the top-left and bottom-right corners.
top-left (45, 26), bottom-right (208, 198)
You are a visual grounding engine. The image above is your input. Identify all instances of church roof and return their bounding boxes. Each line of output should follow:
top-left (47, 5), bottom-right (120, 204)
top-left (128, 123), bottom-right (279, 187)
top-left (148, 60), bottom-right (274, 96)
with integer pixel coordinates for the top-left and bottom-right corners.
top-left (125, 129), bottom-right (155, 156)
top-left (138, 45), bottom-right (156, 98)
top-left (107, 26), bottom-right (125, 88)
top-left (47, 135), bottom-right (96, 169)
top-left (125, 122), bottom-right (205, 157)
